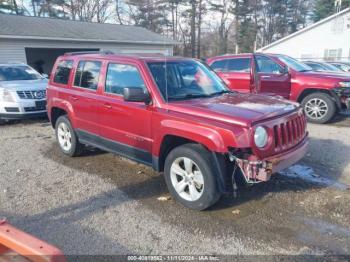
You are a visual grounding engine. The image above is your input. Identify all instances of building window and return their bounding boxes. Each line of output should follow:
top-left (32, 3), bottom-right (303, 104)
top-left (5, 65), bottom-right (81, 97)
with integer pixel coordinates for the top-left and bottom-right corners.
top-left (324, 49), bottom-right (342, 61)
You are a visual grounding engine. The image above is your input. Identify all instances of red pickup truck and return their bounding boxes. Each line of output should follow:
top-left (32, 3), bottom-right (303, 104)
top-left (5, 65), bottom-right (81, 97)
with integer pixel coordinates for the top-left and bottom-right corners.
top-left (47, 52), bottom-right (308, 210)
top-left (207, 53), bottom-right (350, 124)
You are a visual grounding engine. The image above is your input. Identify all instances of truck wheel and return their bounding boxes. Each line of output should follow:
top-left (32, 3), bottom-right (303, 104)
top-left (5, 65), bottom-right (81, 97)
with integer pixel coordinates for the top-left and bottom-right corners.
top-left (301, 93), bottom-right (336, 124)
top-left (164, 144), bottom-right (221, 210)
top-left (55, 115), bottom-right (83, 157)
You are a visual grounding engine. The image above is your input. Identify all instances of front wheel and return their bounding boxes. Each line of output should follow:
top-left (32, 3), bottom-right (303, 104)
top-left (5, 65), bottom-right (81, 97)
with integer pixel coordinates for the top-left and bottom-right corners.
top-left (301, 93), bottom-right (336, 124)
top-left (164, 144), bottom-right (221, 210)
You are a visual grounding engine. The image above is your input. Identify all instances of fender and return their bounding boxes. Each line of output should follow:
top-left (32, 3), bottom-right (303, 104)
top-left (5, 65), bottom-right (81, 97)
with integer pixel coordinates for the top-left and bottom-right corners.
top-left (50, 97), bottom-right (77, 128)
top-left (152, 119), bottom-right (245, 156)
top-left (295, 87), bottom-right (342, 109)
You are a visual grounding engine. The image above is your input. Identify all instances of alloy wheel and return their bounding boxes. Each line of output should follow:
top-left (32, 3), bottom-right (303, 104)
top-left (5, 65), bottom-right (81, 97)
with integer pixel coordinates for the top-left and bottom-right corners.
top-left (170, 157), bottom-right (204, 202)
top-left (57, 122), bottom-right (72, 151)
top-left (305, 98), bottom-right (328, 120)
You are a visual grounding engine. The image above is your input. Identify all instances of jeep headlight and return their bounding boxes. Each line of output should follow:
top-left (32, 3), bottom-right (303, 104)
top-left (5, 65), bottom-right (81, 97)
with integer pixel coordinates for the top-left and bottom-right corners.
top-left (254, 126), bottom-right (268, 148)
top-left (339, 82), bottom-right (350, 88)
top-left (0, 88), bottom-right (15, 102)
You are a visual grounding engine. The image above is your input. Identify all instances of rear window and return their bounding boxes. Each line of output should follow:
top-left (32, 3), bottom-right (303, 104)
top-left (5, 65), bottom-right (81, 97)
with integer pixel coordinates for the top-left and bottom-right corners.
top-left (53, 60), bottom-right (73, 85)
top-left (210, 60), bottom-right (227, 72)
top-left (227, 58), bottom-right (251, 72)
top-left (74, 61), bottom-right (102, 90)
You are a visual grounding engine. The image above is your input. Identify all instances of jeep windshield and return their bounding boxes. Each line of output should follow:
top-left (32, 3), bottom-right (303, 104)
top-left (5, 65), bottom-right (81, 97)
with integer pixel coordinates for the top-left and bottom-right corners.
top-left (147, 60), bottom-right (231, 101)
top-left (276, 55), bottom-right (312, 72)
top-left (0, 65), bottom-right (43, 81)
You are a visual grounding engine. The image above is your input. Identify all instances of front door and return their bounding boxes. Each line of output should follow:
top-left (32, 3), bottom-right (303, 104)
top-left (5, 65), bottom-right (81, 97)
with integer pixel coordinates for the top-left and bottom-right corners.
top-left (254, 55), bottom-right (291, 99)
top-left (97, 62), bottom-right (153, 165)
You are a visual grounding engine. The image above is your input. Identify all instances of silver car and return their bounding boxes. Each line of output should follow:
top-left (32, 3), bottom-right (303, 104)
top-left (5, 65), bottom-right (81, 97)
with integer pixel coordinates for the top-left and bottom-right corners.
top-left (0, 63), bottom-right (48, 123)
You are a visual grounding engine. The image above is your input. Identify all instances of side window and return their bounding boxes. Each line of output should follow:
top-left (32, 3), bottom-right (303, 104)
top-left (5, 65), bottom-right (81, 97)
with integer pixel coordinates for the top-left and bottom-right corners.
top-left (74, 61), bottom-right (102, 90)
top-left (105, 63), bottom-right (146, 95)
top-left (227, 58), bottom-right (251, 72)
top-left (256, 56), bottom-right (283, 74)
top-left (210, 60), bottom-right (227, 72)
top-left (53, 60), bottom-right (73, 85)
top-left (307, 63), bottom-right (324, 71)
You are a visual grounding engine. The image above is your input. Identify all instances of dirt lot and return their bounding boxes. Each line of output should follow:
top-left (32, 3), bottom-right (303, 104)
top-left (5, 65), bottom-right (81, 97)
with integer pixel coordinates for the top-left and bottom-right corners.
top-left (0, 114), bottom-right (350, 258)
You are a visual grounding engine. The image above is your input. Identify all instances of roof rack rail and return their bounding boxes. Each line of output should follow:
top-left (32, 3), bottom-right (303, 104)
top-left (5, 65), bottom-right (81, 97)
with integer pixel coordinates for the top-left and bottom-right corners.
top-left (64, 50), bottom-right (114, 56)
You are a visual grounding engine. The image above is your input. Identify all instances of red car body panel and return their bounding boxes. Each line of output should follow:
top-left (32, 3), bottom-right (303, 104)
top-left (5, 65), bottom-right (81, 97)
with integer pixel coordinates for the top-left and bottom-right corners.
top-left (207, 53), bottom-right (350, 104)
top-left (47, 54), bottom-right (308, 185)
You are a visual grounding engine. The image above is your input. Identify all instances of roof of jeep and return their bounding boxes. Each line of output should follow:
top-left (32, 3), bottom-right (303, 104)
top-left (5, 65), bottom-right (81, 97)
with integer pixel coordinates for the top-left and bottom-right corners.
top-left (61, 53), bottom-right (195, 63)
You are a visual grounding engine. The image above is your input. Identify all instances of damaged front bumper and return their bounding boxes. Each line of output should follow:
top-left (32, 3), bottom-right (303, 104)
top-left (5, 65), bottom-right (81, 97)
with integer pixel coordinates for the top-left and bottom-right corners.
top-left (333, 87), bottom-right (350, 109)
top-left (234, 136), bottom-right (309, 183)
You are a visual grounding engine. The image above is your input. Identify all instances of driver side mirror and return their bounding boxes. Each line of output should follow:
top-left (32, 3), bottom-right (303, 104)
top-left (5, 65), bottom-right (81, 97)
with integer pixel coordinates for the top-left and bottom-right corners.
top-left (123, 87), bottom-right (151, 104)
top-left (280, 66), bottom-right (289, 75)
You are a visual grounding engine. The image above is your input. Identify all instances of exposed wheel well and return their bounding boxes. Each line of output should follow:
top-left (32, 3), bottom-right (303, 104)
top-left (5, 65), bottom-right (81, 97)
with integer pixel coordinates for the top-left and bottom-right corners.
top-left (50, 107), bottom-right (67, 128)
top-left (297, 88), bottom-right (340, 109)
top-left (158, 135), bottom-right (208, 172)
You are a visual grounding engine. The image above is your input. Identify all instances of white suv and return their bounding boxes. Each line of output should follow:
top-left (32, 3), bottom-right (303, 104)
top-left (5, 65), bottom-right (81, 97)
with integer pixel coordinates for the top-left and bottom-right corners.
top-left (0, 63), bottom-right (48, 123)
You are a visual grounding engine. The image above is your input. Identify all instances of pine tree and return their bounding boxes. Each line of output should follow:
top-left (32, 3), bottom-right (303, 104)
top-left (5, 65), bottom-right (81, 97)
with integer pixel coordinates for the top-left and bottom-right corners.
top-left (313, 0), bottom-right (350, 22)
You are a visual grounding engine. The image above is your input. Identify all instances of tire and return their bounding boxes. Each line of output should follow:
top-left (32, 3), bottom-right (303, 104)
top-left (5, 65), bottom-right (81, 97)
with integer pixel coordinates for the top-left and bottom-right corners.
top-left (55, 115), bottom-right (83, 157)
top-left (301, 93), bottom-right (336, 124)
top-left (164, 144), bottom-right (221, 210)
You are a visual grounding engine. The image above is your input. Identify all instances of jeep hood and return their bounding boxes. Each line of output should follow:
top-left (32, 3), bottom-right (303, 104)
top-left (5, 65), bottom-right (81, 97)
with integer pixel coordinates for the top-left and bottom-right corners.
top-left (301, 71), bottom-right (350, 81)
top-left (0, 79), bottom-right (48, 91)
top-left (170, 93), bottom-right (299, 126)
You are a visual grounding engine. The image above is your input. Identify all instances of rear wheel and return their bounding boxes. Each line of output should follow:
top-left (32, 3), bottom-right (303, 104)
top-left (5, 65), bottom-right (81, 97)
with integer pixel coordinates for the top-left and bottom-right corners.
top-left (301, 93), bottom-right (336, 124)
top-left (55, 115), bottom-right (83, 156)
top-left (164, 144), bottom-right (221, 210)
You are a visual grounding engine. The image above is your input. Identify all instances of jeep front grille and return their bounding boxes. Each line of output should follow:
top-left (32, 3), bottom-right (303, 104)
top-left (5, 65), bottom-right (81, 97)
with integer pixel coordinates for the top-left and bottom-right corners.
top-left (273, 113), bottom-right (307, 152)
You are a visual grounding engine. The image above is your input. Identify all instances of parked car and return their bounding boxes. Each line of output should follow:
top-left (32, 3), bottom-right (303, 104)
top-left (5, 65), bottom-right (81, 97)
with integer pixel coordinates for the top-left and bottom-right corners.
top-left (303, 61), bottom-right (346, 73)
top-left (207, 53), bottom-right (350, 124)
top-left (47, 52), bottom-right (309, 210)
top-left (329, 61), bottom-right (350, 72)
top-left (0, 63), bottom-right (48, 124)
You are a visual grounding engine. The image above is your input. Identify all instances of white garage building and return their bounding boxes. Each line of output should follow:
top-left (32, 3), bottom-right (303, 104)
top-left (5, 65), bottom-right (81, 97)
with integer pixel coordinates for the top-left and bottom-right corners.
top-left (259, 8), bottom-right (350, 61)
top-left (0, 14), bottom-right (176, 74)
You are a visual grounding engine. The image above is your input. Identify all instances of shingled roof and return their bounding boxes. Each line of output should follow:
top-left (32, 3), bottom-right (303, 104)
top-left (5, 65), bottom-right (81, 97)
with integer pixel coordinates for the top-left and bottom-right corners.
top-left (0, 14), bottom-right (176, 45)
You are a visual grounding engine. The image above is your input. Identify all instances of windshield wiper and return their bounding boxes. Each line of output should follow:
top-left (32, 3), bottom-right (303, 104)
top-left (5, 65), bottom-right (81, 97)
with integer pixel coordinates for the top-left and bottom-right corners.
top-left (168, 93), bottom-right (209, 100)
top-left (208, 90), bottom-right (234, 96)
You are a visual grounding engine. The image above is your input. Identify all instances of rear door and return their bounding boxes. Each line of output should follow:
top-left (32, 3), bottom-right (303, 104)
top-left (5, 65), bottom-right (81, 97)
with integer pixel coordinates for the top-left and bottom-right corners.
top-left (70, 60), bottom-right (102, 135)
top-left (210, 57), bottom-right (252, 93)
top-left (97, 61), bottom-right (153, 164)
top-left (254, 55), bottom-right (291, 98)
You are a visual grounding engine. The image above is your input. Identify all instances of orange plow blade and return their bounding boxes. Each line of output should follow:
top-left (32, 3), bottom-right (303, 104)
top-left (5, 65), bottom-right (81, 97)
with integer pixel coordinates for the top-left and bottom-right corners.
top-left (0, 220), bottom-right (66, 262)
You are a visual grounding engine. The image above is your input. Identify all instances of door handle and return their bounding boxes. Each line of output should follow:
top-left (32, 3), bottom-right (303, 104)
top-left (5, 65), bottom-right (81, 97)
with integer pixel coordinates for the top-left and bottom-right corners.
top-left (71, 96), bottom-right (79, 101)
top-left (104, 103), bottom-right (112, 109)
top-left (261, 75), bottom-right (271, 79)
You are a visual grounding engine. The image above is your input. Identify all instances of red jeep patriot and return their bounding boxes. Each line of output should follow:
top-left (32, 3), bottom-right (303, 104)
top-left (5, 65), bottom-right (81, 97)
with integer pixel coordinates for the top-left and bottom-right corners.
top-left (207, 53), bottom-right (350, 124)
top-left (47, 52), bottom-right (308, 210)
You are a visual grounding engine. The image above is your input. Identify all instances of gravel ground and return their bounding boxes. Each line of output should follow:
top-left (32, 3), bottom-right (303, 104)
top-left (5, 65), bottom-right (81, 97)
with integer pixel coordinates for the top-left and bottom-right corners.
top-left (0, 115), bottom-right (350, 259)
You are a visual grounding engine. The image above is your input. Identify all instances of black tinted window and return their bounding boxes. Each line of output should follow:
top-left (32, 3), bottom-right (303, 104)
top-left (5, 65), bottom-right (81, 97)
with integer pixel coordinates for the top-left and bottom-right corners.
top-left (105, 63), bottom-right (145, 95)
top-left (256, 56), bottom-right (283, 74)
top-left (53, 60), bottom-right (73, 84)
top-left (210, 60), bottom-right (227, 71)
top-left (227, 58), bottom-right (250, 72)
top-left (74, 61), bottom-right (101, 90)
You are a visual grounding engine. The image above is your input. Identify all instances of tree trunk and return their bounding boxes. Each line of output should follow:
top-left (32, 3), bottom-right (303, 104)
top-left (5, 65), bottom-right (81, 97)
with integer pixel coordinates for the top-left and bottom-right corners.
top-left (197, 0), bottom-right (202, 59)
top-left (190, 0), bottom-right (196, 58)
top-left (12, 0), bottom-right (19, 15)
